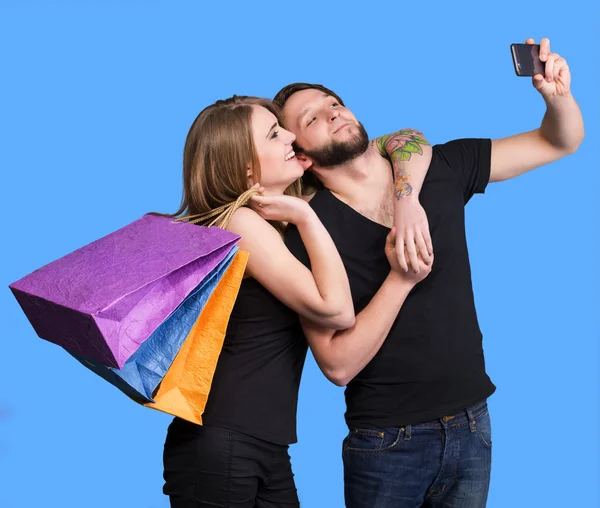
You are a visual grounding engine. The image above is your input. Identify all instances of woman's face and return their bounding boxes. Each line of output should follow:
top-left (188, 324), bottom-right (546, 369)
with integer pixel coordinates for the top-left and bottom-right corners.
top-left (250, 106), bottom-right (304, 192)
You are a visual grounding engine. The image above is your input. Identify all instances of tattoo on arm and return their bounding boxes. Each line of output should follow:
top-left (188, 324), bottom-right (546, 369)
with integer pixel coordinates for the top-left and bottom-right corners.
top-left (375, 129), bottom-right (431, 200)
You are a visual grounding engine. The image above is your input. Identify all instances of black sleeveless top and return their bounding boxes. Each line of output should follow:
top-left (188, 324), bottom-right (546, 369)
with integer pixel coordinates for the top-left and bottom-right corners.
top-left (196, 276), bottom-right (307, 445)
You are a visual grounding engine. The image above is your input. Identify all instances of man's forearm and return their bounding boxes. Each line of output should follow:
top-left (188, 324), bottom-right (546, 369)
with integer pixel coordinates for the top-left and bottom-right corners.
top-left (303, 273), bottom-right (414, 387)
top-left (375, 129), bottom-right (431, 198)
top-left (540, 93), bottom-right (584, 153)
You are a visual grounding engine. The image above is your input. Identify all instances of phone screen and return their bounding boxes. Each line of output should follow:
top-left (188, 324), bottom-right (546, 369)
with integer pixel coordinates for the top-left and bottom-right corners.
top-left (511, 44), bottom-right (545, 76)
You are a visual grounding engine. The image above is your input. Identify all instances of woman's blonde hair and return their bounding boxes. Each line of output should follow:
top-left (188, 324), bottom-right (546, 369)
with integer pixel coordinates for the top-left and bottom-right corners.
top-left (170, 96), bottom-right (302, 231)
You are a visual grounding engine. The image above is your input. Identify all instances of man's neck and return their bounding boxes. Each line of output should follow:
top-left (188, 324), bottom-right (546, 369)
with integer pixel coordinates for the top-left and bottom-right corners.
top-left (311, 142), bottom-right (393, 206)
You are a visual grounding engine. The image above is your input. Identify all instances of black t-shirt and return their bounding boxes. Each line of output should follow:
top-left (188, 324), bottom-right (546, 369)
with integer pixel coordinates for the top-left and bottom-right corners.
top-left (199, 277), bottom-right (308, 445)
top-left (284, 138), bottom-right (496, 428)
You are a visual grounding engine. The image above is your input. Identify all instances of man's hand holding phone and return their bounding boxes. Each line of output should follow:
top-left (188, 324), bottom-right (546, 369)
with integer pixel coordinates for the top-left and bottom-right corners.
top-left (512, 38), bottom-right (571, 99)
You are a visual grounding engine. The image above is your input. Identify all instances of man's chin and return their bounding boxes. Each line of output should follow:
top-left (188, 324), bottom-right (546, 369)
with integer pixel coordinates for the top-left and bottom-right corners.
top-left (300, 121), bottom-right (370, 168)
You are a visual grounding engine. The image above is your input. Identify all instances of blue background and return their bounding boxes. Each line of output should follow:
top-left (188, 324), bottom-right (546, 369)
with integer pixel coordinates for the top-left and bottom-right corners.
top-left (1, 1), bottom-right (598, 507)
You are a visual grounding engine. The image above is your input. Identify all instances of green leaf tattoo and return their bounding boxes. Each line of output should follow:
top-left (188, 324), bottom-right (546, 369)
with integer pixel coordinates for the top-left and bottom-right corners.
top-left (375, 129), bottom-right (431, 200)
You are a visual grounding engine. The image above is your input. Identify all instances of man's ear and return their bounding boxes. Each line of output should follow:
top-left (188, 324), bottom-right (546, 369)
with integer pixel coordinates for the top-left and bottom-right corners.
top-left (296, 153), bottom-right (313, 172)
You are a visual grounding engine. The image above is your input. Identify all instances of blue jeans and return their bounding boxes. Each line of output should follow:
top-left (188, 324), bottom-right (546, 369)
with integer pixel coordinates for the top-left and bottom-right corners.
top-left (342, 400), bottom-right (492, 508)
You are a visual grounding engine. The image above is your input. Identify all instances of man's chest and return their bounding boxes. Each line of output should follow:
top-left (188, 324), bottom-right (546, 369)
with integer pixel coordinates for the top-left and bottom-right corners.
top-left (342, 183), bottom-right (395, 228)
top-left (351, 199), bottom-right (394, 228)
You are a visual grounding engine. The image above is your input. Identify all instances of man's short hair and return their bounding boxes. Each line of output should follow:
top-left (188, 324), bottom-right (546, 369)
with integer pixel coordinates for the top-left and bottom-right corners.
top-left (273, 83), bottom-right (345, 109)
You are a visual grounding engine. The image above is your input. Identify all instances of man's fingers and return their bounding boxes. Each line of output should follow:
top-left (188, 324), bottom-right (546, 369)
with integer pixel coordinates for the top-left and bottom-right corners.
top-left (540, 37), bottom-right (551, 60)
top-left (405, 234), bottom-right (420, 274)
top-left (545, 52), bottom-right (559, 82)
top-left (395, 232), bottom-right (409, 273)
top-left (396, 249), bottom-right (408, 273)
top-left (423, 230), bottom-right (434, 258)
top-left (554, 56), bottom-right (569, 78)
top-left (525, 37), bottom-right (550, 63)
top-left (415, 232), bottom-right (431, 266)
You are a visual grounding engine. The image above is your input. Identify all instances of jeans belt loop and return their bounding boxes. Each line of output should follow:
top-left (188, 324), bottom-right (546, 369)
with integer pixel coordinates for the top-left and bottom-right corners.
top-left (466, 406), bottom-right (477, 433)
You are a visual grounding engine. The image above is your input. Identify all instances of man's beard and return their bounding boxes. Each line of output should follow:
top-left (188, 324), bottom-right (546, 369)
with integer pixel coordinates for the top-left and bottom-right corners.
top-left (300, 122), bottom-right (370, 168)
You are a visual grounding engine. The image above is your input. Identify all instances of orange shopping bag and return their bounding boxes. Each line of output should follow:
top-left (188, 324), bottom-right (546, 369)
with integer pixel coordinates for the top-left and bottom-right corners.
top-left (145, 250), bottom-right (248, 424)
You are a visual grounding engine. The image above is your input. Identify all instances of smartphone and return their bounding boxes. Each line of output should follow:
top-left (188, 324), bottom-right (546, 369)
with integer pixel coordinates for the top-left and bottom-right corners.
top-left (510, 43), bottom-right (545, 77)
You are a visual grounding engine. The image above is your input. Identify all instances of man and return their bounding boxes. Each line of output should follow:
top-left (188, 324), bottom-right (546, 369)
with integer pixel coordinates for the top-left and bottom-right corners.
top-left (276, 38), bottom-right (583, 507)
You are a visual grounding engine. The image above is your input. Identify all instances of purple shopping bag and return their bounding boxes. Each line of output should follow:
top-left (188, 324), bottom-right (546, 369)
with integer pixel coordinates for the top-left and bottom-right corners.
top-left (9, 214), bottom-right (239, 369)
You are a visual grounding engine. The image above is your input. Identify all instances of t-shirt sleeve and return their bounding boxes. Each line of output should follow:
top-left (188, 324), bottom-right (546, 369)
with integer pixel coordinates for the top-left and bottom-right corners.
top-left (436, 138), bottom-right (492, 203)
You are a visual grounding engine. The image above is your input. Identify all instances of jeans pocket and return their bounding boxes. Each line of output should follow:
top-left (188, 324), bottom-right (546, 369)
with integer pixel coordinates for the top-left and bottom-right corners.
top-left (344, 427), bottom-right (402, 454)
top-left (475, 409), bottom-right (492, 449)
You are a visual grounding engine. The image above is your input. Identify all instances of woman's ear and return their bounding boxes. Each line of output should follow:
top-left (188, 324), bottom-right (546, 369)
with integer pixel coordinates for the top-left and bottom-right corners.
top-left (246, 166), bottom-right (254, 187)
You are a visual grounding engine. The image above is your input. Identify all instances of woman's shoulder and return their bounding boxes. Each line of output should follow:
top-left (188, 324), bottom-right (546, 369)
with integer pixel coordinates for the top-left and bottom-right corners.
top-left (226, 206), bottom-right (279, 241)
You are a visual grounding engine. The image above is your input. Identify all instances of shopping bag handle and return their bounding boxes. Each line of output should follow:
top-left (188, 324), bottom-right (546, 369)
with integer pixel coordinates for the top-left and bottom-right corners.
top-left (173, 187), bottom-right (261, 229)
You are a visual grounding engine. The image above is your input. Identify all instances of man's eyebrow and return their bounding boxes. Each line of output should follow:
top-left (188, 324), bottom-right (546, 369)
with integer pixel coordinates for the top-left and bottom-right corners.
top-left (298, 93), bottom-right (331, 128)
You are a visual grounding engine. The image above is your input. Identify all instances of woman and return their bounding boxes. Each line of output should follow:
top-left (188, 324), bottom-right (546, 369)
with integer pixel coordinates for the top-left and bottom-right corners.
top-left (162, 96), bottom-right (431, 507)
